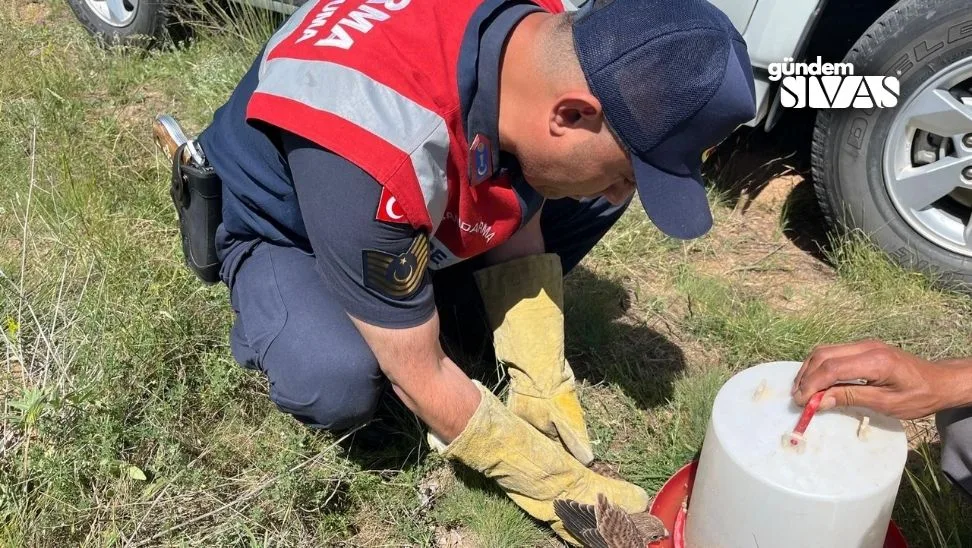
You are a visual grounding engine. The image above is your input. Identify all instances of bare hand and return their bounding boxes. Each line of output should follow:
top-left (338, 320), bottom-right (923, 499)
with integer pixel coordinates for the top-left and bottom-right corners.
top-left (791, 340), bottom-right (953, 419)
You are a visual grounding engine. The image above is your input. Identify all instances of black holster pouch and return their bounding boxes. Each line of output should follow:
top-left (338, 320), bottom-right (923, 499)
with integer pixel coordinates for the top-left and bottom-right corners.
top-left (170, 143), bottom-right (222, 284)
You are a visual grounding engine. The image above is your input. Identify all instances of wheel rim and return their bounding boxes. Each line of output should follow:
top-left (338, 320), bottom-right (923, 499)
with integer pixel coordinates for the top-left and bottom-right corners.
top-left (83, 0), bottom-right (138, 27)
top-left (883, 57), bottom-right (972, 258)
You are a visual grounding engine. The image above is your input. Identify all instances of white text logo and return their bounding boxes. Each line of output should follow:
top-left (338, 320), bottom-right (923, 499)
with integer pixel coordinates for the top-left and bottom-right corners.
top-left (443, 212), bottom-right (495, 244)
top-left (768, 57), bottom-right (899, 109)
top-left (295, 0), bottom-right (410, 49)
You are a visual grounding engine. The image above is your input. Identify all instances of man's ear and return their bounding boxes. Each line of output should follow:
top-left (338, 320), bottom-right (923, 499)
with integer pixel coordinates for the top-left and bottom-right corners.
top-left (549, 92), bottom-right (603, 136)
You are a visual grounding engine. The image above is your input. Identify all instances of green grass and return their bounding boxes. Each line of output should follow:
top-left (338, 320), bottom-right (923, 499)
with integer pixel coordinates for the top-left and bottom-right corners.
top-left (2, 1), bottom-right (972, 546)
top-left (431, 465), bottom-right (551, 548)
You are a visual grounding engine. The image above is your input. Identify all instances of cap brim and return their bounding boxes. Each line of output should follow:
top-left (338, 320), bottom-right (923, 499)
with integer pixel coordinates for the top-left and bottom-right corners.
top-left (633, 158), bottom-right (712, 240)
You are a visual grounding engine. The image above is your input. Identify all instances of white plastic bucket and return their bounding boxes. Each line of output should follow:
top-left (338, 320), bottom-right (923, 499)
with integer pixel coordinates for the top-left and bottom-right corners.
top-left (685, 361), bottom-right (908, 548)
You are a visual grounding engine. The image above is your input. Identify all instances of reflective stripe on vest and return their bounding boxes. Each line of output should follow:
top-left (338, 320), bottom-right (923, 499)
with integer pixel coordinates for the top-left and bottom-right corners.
top-left (254, 6), bottom-right (450, 232)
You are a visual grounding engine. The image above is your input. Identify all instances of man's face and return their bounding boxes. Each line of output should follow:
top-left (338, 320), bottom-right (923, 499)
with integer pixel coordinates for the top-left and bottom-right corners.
top-left (510, 89), bottom-right (639, 207)
top-left (518, 130), bottom-right (637, 207)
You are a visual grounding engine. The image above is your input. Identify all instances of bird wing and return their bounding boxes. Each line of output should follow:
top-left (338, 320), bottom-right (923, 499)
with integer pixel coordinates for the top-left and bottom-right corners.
top-left (594, 493), bottom-right (651, 548)
top-left (553, 499), bottom-right (610, 548)
top-left (555, 494), bottom-right (670, 548)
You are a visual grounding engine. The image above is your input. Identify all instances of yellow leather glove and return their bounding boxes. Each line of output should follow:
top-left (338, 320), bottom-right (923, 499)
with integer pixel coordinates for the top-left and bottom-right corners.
top-left (428, 381), bottom-right (650, 546)
top-left (474, 253), bottom-right (595, 465)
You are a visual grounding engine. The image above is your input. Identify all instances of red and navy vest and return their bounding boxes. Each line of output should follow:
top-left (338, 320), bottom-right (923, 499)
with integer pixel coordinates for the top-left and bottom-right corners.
top-left (246, 0), bottom-right (564, 269)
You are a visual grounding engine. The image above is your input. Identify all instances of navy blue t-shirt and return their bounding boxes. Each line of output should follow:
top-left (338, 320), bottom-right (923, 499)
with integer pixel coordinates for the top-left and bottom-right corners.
top-left (198, 1), bottom-right (543, 328)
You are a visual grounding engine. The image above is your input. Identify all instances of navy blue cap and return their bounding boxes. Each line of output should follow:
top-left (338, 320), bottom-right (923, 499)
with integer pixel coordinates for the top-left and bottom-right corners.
top-left (573, 0), bottom-right (757, 239)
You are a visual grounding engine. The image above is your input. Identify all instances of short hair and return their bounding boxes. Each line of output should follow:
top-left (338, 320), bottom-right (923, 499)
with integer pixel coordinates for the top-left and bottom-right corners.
top-left (537, 12), bottom-right (585, 89)
top-left (538, 12), bottom-right (628, 150)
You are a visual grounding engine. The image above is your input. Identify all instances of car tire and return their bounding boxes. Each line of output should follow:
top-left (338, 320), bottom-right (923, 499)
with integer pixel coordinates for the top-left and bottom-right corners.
top-left (812, 0), bottom-right (972, 292)
top-left (66, 0), bottom-right (173, 47)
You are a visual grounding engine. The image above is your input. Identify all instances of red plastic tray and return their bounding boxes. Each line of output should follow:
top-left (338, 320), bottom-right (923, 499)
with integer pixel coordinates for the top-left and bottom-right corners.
top-left (647, 460), bottom-right (908, 548)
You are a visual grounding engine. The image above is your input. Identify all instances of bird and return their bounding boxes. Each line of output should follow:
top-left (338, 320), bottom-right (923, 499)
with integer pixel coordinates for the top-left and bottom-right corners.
top-left (554, 493), bottom-right (670, 548)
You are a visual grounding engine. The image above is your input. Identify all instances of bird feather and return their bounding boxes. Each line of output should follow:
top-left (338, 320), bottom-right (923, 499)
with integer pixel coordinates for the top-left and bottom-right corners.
top-left (629, 511), bottom-right (669, 542)
top-left (595, 493), bottom-right (647, 548)
top-left (554, 494), bottom-right (670, 548)
top-left (554, 499), bottom-right (609, 548)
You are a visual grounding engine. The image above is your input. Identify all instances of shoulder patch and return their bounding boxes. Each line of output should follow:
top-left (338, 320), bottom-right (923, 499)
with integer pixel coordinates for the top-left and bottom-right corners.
top-left (376, 186), bottom-right (409, 224)
top-left (362, 233), bottom-right (430, 298)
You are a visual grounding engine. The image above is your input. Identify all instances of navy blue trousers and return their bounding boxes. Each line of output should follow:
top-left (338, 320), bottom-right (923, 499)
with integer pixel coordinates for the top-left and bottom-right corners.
top-left (937, 408), bottom-right (972, 499)
top-left (220, 196), bottom-right (630, 431)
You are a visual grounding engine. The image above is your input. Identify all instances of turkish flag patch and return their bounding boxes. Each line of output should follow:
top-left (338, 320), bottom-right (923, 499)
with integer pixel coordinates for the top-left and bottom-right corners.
top-left (375, 187), bottom-right (409, 224)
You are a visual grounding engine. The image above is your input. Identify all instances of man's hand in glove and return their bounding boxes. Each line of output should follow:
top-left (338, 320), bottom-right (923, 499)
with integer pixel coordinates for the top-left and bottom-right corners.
top-left (475, 253), bottom-right (594, 465)
top-left (428, 382), bottom-right (650, 546)
top-left (506, 359), bottom-right (592, 465)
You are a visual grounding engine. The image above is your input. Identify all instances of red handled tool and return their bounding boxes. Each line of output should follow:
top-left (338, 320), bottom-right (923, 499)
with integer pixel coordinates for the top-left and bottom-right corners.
top-left (789, 391), bottom-right (825, 445)
top-left (782, 390), bottom-right (826, 449)
top-left (783, 378), bottom-right (869, 449)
